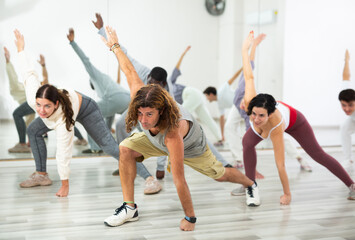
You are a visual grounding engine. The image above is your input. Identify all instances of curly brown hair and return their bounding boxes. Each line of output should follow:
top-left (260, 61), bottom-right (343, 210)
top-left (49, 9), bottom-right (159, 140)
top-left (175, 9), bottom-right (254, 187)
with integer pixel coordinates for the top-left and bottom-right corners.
top-left (126, 84), bottom-right (181, 132)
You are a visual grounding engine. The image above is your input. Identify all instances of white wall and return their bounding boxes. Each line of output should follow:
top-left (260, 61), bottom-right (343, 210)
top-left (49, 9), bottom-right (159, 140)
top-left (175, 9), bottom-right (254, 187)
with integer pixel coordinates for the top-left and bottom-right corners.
top-left (0, 0), bottom-right (219, 119)
top-left (284, 0), bottom-right (355, 126)
top-left (0, 0), bottom-right (285, 121)
top-left (1, 0), bottom-right (353, 147)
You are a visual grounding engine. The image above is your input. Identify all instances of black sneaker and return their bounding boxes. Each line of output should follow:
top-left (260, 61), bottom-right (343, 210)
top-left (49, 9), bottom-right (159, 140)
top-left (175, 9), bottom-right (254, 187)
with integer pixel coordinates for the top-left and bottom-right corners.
top-left (112, 169), bottom-right (119, 176)
top-left (82, 149), bottom-right (103, 154)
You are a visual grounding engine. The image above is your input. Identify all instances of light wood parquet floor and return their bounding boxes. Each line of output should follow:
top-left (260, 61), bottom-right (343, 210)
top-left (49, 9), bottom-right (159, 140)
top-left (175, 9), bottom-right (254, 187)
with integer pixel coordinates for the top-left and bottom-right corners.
top-left (1, 146), bottom-right (355, 240)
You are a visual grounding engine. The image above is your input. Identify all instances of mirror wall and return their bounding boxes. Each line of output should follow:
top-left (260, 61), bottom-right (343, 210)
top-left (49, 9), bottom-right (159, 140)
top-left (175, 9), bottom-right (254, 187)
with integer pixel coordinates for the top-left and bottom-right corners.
top-left (0, 0), bottom-right (354, 160)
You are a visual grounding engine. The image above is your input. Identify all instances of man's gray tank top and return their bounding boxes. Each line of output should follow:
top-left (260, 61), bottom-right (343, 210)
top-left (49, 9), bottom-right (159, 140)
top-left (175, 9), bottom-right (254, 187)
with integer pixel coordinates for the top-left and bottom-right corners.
top-left (140, 104), bottom-right (207, 158)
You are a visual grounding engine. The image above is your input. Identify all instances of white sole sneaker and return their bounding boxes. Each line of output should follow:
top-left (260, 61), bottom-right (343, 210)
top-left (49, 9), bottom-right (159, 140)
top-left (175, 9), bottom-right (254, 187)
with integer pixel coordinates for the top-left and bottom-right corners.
top-left (104, 203), bottom-right (139, 227)
top-left (245, 185), bottom-right (261, 207)
top-left (104, 214), bottom-right (139, 227)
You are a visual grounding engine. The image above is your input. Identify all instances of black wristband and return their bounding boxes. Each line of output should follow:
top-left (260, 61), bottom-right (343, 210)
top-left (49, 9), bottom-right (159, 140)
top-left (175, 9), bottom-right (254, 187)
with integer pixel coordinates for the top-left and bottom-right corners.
top-left (184, 216), bottom-right (197, 223)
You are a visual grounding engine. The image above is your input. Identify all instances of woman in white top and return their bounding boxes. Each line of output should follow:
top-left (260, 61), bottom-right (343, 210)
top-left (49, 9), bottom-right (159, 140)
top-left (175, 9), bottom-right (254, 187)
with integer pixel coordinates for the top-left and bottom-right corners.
top-left (14, 29), bottom-right (121, 197)
top-left (241, 31), bottom-right (355, 206)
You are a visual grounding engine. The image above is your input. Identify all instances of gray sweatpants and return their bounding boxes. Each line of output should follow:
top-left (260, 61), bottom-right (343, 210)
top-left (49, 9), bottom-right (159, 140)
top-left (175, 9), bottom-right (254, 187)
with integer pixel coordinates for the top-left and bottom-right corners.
top-left (27, 94), bottom-right (151, 179)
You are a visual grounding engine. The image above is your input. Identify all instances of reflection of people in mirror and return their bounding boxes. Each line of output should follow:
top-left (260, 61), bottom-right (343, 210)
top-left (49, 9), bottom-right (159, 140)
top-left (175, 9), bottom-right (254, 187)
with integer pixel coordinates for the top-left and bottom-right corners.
top-left (67, 27), bottom-right (130, 154)
top-left (339, 49), bottom-right (355, 163)
top-left (14, 29), bottom-right (121, 198)
top-left (4, 48), bottom-right (88, 154)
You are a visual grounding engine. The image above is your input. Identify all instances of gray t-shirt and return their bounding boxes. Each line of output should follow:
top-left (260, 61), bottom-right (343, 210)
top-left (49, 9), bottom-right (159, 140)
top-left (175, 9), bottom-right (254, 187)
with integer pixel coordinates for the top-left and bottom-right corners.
top-left (141, 104), bottom-right (207, 158)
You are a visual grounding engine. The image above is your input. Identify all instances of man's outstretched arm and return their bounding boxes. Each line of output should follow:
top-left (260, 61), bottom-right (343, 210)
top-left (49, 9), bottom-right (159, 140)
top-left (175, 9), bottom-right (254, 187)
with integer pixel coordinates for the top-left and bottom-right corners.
top-left (101, 26), bottom-right (143, 98)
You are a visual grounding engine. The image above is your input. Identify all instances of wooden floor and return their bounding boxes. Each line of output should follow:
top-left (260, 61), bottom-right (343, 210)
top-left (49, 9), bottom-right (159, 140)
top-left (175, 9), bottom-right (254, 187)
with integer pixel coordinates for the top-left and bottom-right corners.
top-left (1, 147), bottom-right (355, 240)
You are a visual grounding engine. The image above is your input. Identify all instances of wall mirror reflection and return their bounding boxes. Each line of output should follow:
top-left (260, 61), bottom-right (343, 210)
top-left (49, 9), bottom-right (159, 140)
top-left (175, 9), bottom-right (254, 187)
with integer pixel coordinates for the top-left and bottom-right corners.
top-left (0, 0), bottom-right (354, 162)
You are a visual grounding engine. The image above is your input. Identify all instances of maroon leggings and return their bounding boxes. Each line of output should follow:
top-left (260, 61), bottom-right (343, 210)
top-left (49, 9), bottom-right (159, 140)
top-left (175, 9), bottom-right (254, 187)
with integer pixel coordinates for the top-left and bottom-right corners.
top-left (242, 110), bottom-right (354, 187)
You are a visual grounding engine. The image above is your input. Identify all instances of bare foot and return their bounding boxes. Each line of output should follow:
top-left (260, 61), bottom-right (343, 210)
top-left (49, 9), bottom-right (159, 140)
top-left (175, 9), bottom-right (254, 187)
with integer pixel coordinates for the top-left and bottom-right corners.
top-left (56, 184), bottom-right (69, 197)
top-left (255, 170), bottom-right (265, 179)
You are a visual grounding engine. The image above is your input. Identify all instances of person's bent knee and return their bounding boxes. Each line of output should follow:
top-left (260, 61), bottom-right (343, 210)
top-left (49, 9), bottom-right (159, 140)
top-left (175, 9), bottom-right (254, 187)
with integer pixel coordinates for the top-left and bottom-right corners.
top-left (12, 110), bottom-right (19, 118)
top-left (242, 136), bottom-right (256, 151)
top-left (119, 145), bottom-right (140, 160)
top-left (26, 123), bottom-right (37, 137)
top-left (119, 145), bottom-right (132, 155)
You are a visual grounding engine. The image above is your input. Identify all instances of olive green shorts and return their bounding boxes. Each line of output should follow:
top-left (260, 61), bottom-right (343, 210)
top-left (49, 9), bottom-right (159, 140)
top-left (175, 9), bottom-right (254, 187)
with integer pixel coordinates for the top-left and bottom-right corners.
top-left (120, 132), bottom-right (225, 179)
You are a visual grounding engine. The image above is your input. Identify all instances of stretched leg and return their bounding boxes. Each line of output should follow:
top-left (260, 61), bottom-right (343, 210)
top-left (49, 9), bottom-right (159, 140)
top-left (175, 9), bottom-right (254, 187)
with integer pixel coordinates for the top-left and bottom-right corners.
top-left (340, 117), bottom-right (355, 163)
top-left (105, 115), bottom-right (115, 131)
top-left (78, 95), bottom-right (152, 180)
top-left (156, 156), bottom-right (167, 179)
top-left (116, 110), bottom-right (131, 144)
top-left (74, 126), bottom-right (84, 140)
top-left (156, 156), bottom-right (166, 171)
top-left (85, 100), bottom-right (115, 151)
top-left (194, 102), bottom-right (222, 141)
top-left (207, 139), bottom-right (229, 166)
top-left (216, 167), bottom-right (253, 186)
top-left (70, 40), bottom-right (110, 81)
top-left (184, 145), bottom-right (258, 206)
top-left (80, 113), bottom-right (118, 155)
top-left (242, 128), bottom-right (263, 181)
top-left (225, 106), bottom-right (245, 163)
top-left (13, 101), bottom-right (35, 143)
top-left (182, 87), bottom-right (203, 112)
top-left (27, 117), bottom-right (51, 172)
top-left (286, 111), bottom-right (354, 187)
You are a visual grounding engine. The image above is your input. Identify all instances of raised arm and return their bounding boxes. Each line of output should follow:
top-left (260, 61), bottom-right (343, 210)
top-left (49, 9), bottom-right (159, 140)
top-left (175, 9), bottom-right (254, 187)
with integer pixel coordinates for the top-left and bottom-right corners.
top-left (4, 46), bottom-right (10, 63)
top-left (37, 54), bottom-right (48, 85)
top-left (250, 33), bottom-right (266, 61)
top-left (94, 13), bottom-right (151, 84)
top-left (102, 26), bottom-right (143, 98)
top-left (13, 29), bottom-right (41, 109)
top-left (242, 31), bottom-right (257, 110)
top-left (92, 13), bottom-right (103, 30)
top-left (117, 63), bottom-right (121, 84)
top-left (4, 46), bottom-right (25, 99)
top-left (14, 29), bottom-right (25, 53)
top-left (176, 46), bottom-right (191, 70)
top-left (343, 49), bottom-right (350, 81)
